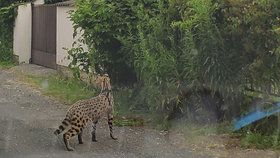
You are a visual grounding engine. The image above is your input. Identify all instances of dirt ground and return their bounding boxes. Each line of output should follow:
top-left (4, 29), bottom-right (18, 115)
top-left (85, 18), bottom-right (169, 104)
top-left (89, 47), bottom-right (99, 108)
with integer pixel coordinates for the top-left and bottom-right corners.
top-left (0, 64), bottom-right (279, 158)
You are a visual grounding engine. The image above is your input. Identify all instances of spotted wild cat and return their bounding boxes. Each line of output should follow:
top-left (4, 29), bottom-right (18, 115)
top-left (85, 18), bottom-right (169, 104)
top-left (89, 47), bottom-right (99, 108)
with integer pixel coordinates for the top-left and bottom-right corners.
top-left (54, 74), bottom-right (117, 151)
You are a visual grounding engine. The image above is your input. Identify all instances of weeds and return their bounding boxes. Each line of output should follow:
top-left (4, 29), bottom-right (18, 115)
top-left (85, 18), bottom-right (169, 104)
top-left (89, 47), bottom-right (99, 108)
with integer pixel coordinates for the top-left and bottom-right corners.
top-left (22, 75), bottom-right (97, 104)
top-left (234, 114), bottom-right (280, 150)
top-left (0, 61), bottom-right (17, 69)
top-left (240, 131), bottom-right (280, 150)
top-left (113, 116), bottom-right (144, 127)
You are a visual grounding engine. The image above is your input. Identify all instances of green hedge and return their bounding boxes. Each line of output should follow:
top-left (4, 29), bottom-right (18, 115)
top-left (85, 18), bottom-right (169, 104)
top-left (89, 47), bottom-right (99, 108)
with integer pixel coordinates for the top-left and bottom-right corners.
top-left (69, 0), bottom-right (280, 118)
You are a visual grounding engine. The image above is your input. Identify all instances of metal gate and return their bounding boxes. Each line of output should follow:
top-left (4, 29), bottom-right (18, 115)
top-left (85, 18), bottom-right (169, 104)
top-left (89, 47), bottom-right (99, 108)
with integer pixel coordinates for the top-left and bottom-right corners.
top-left (31, 5), bottom-right (57, 69)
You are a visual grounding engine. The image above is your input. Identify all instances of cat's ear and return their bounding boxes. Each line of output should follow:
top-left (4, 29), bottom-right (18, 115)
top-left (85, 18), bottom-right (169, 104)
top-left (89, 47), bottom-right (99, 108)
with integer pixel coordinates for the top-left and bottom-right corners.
top-left (101, 78), bottom-right (106, 91)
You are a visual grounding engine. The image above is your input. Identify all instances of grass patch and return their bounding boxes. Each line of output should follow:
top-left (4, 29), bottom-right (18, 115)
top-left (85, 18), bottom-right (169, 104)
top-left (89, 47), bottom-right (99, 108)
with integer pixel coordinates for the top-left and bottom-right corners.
top-left (114, 116), bottom-right (144, 127)
top-left (235, 116), bottom-right (280, 150)
top-left (22, 75), bottom-right (97, 104)
top-left (0, 61), bottom-right (17, 69)
top-left (240, 131), bottom-right (280, 150)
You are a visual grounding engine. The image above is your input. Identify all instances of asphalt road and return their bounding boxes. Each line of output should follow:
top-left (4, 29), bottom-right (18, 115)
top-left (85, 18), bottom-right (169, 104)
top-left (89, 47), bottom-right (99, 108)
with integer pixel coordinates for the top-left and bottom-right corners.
top-left (0, 66), bottom-right (212, 158)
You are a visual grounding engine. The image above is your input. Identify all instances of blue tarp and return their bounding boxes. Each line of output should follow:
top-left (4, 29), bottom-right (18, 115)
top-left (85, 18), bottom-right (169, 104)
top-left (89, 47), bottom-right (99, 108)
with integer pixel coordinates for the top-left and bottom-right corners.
top-left (234, 102), bottom-right (280, 131)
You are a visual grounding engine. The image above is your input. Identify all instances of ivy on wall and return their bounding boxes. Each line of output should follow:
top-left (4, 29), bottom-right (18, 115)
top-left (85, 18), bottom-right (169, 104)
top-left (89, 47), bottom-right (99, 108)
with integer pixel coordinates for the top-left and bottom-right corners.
top-left (0, 4), bottom-right (18, 62)
top-left (0, 0), bottom-right (31, 62)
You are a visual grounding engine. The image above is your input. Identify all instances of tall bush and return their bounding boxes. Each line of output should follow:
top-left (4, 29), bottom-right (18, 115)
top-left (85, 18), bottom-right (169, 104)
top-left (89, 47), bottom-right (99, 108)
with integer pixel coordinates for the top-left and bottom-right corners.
top-left (69, 0), bottom-right (138, 85)
top-left (69, 0), bottom-right (280, 119)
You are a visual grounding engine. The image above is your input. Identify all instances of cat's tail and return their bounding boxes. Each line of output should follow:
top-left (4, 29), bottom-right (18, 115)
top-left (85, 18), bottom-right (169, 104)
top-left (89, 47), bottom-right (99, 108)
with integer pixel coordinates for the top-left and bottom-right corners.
top-left (54, 118), bottom-right (71, 135)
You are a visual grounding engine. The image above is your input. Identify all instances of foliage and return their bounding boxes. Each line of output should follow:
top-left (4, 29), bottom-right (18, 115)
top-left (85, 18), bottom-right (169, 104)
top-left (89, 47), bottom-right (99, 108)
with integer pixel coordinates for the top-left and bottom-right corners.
top-left (215, 0), bottom-right (280, 91)
top-left (0, 5), bottom-right (17, 62)
top-left (234, 114), bottom-right (280, 150)
top-left (69, 0), bottom-right (280, 121)
top-left (113, 116), bottom-right (144, 127)
top-left (0, 0), bottom-right (31, 63)
top-left (240, 131), bottom-right (280, 149)
top-left (0, 61), bottom-right (17, 69)
top-left (69, 0), bottom-right (138, 85)
top-left (0, 0), bottom-right (29, 7)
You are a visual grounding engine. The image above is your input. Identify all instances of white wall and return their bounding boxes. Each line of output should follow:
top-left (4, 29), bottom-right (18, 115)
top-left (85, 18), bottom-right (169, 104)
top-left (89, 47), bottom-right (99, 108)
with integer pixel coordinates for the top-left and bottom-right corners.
top-left (56, 7), bottom-right (74, 66)
top-left (57, 6), bottom-right (88, 67)
top-left (13, 3), bottom-right (32, 63)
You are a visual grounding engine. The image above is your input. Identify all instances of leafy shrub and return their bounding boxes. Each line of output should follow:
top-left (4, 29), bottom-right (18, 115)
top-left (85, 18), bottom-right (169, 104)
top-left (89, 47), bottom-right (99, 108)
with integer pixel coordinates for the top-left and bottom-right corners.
top-left (69, 0), bottom-right (280, 120)
top-left (69, 0), bottom-right (138, 85)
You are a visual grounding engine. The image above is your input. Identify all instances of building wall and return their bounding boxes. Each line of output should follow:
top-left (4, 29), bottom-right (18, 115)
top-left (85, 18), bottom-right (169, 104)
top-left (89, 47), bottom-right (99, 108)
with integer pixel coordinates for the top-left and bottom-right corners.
top-left (57, 6), bottom-right (88, 67)
top-left (56, 6), bottom-right (74, 66)
top-left (13, 3), bottom-right (32, 63)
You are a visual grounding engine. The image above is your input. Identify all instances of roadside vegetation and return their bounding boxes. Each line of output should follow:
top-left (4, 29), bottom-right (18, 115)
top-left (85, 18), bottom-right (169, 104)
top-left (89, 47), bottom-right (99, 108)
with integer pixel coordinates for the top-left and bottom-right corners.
top-left (0, 61), bottom-right (17, 69)
top-left (22, 75), bottom-right (97, 104)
